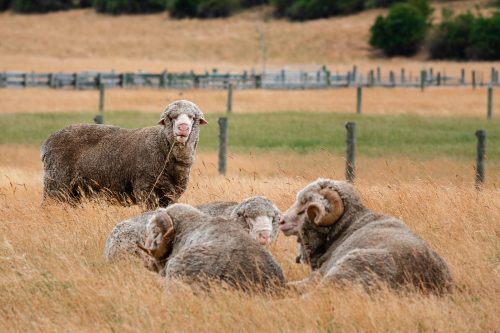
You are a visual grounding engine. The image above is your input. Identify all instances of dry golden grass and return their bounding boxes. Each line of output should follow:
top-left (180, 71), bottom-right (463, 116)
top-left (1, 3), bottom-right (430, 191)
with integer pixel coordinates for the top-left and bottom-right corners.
top-left (0, 1), bottom-right (497, 73)
top-left (1, 86), bottom-right (499, 117)
top-left (1, 145), bottom-right (499, 332)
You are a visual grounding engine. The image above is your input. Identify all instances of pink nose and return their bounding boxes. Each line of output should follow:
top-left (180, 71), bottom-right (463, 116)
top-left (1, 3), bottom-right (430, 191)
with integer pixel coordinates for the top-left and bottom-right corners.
top-left (258, 233), bottom-right (270, 245)
top-left (279, 217), bottom-right (286, 226)
top-left (177, 124), bottom-right (189, 135)
top-left (177, 123), bottom-right (189, 131)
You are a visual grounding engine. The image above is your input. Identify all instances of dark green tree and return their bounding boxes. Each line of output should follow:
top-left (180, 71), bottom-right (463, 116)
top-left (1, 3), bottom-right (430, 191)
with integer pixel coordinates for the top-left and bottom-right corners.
top-left (93, 0), bottom-right (167, 14)
top-left (11, 0), bottom-right (73, 13)
top-left (369, 2), bottom-right (428, 56)
top-left (429, 10), bottom-right (475, 60)
top-left (467, 12), bottom-right (500, 60)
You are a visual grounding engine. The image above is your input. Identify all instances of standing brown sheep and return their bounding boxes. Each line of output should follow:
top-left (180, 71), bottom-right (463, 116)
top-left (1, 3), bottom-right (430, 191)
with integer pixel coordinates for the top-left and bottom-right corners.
top-left (41, 100), bottom-right (207, 208)
top-left (279, 178), bottom-right (453, 294)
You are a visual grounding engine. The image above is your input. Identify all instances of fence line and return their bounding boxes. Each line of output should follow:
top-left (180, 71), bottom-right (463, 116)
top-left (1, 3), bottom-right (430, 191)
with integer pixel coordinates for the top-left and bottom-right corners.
top-left (1, 66), bottom-right (499, 90)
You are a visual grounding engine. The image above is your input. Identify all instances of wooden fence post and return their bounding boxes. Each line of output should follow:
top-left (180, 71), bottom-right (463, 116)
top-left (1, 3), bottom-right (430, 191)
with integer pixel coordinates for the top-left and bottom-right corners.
top-left (356, 86), bottom-right (362, 114)
top-left (227, 82), bottom-right (233, 114)
top-left (345, 122), bottom-right (356, 183)
top-left (74, 73), bottom-right (80, 89)
top-left (120, 73), bottom-right (126, 88)
top-left (475, 130), bottom-right (486, 190)
top-left (472, 71), bottom-right (476, 89)
top-left (401, 68), bottom-right (405, 84)
top-left (487, 86), bottom-right (493, 119)
top-left (420, 70), bottom-right (426, 91)
top-left (376, 66), bottom-right (381, 83)
top-left (218, 117), bottom-right (228, 175)
top-left (94, 84), bottom-right (105, 124)
top-left (461, 68), bottom-right (465, 85)
top-left (0, 71), bottom-right (5, 88)
top-left (436, 72), bottom-right (441, 86)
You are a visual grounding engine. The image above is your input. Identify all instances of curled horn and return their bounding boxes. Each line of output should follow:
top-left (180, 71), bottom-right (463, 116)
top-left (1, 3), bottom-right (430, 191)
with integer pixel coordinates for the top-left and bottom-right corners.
top-left (315, 187), bottom-right (344, 226)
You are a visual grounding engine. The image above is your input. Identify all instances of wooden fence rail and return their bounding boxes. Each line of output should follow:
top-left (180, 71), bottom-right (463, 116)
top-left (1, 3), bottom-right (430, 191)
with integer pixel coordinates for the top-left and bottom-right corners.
top-left (1, 67), bottom-right (499, 90)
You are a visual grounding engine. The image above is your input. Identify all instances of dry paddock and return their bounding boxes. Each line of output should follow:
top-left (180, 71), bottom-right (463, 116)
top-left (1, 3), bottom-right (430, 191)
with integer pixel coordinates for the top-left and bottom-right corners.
top-left (0, 87), bottom-right (499, 117)
top-left (0, 145), bottom-right (499, 332)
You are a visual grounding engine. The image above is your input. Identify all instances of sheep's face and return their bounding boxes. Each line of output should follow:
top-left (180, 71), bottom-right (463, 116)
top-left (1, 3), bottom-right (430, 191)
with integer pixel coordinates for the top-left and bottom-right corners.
top-left (279, 180), bottom-right (344, 236)
top-left (159, 100), bottom-right (208, 145)
top-left (233, 197), bottom-right (281, 245)
top-left (279, 199), bottom-right (309, 236)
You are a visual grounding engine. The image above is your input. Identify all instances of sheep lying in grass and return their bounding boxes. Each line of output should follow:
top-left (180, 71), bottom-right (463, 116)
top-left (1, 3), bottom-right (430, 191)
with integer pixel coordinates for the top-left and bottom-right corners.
top-left (279, 179), bottom-right (453, 294)
top-left (41, 100), bottom-right (207, 208)
top-left (104, 197), bottom-right (281, 262)
top-left (197, 196), bottom-right (281, 245)
top-left (137, 204), bottom-right (285, 292)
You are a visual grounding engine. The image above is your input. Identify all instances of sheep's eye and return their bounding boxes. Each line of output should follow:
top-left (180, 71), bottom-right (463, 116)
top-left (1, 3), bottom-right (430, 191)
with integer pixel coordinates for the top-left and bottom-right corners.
top-left (188, 114), bottom-right (194, 119)
top-left (297, 209), bottom-right (305, 215)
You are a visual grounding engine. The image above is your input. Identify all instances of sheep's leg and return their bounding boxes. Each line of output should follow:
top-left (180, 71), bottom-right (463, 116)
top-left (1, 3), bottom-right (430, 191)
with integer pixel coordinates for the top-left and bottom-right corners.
top-left (42, 173), bottom-right (80, 204)
top-left (132, 183), bottom-right (158, 209)
top-left (323, 248), bottom-right (398, 290)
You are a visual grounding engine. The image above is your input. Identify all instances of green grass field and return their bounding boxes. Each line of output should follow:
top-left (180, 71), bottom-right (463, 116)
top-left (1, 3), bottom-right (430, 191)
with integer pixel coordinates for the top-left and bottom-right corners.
top-left (1, 111), bottom-right (498, 161)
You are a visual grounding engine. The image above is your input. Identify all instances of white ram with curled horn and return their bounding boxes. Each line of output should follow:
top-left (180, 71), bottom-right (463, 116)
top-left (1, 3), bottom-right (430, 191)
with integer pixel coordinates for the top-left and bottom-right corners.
top-left (279, 178), bottom-right (453, 294)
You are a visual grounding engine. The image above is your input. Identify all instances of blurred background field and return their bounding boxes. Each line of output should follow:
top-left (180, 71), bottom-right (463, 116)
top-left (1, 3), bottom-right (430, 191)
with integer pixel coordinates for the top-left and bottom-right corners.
top-left (1, 0), bottom-right (499, 332)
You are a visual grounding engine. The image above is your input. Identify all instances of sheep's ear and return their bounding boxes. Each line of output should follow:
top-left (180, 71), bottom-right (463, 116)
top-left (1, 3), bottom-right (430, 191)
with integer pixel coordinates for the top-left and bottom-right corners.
top-left (306, 202), bottom-right (326, 226)
top-left (158, 118), bottom-right (166, 126)
top-left (142, 213), bottom-right (175, 259)
top-left (199, 117), bottom-right (208, 125)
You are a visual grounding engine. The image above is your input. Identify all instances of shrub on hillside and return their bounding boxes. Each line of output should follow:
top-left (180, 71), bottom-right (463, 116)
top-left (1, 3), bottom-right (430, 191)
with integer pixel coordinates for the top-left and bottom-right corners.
top-left (284, 0), bottom-right (336, 20)
top-left (335, 0), bottom-right (365, 14)
top-left (364, 0), bottom-right (404, 8)
top-left (430, 10), bottom-right (500, 60)
top-left (240, 0), bottom-right (268, 7)
top-left (0, 0), bottom-right (11, 10)
top-left (271, 0), bottom-right (292, 17)
top-left (429, 10), bottom-right (474, 60)
top-left (467, 12), bottom-right (500, 60)
top-left (276, 0), bottom-right (365, 21)
top-left (168, 0), bottom-right (197, 17)
top-left (195, 0), bottom-right (239, 17)
top-left (168, 0), bottom-right (238, 18)
top-left (93, 0), bottom-right (167, 14)
top-left (369, 2), bottom-right (428, 56)
top-left (10, 0), bottom-right (73, 12)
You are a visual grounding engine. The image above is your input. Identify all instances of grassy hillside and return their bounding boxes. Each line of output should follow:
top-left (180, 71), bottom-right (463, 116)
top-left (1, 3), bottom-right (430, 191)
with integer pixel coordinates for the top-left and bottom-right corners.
top-left (0, 1), bottom-right (496, 72)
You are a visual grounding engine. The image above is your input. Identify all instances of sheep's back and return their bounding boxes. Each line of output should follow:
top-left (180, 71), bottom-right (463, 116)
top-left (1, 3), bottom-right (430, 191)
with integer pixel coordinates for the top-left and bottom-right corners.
top-left (323, 214), bottom-right (452, 292)
top-left (167, 218), bottom-right (285, 291)
top-left (197, 201), bottom-right (238, 217)
top-left (104, 209), bottom-right (166, 261)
